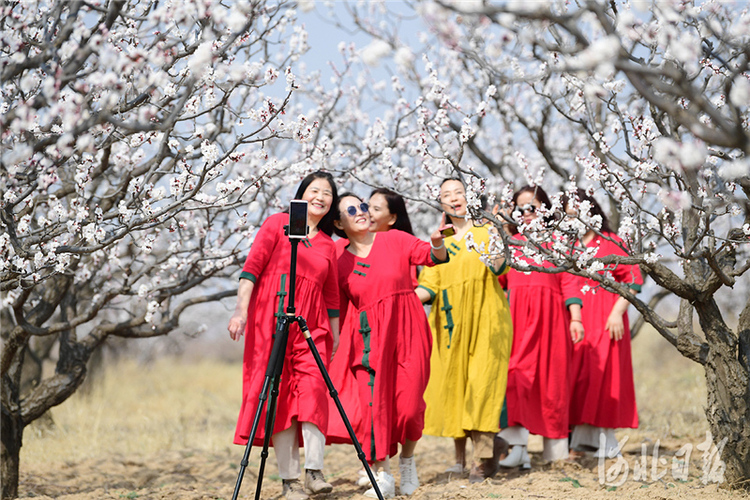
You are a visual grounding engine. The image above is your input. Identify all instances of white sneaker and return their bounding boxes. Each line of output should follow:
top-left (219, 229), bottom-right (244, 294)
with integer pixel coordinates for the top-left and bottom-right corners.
top-left (498, 445), bottom-right (531, 469)
top-left (444, 463), bottom-right (464, 474)
top-left (399, 456), bottom-right (420, 495)
top-left (357, 468), bottom-right (371, 487)
top-left (363, 470), bottom-right (396, 499)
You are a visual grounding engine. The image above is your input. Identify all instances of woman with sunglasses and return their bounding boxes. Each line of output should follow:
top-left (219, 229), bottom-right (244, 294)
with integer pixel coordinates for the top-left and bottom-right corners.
top-left (228, 171), bottom-right (340, 500)
top-left (562, 188), bottom-right (642, 459)
top-left (497, 185), bottom-right (584, 468)
top-left (415, 178), bottom-right (513, 483)
top-left (329, 193), bottom-right (448, 498)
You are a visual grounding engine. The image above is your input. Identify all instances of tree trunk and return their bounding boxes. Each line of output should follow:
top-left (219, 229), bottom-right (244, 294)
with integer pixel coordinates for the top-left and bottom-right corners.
top-left (703, 328), bottom-right (750, 488)
top-left (1, 346), bottom-right (23, 500)
top-left (1, 409), bottom-right (22, 500)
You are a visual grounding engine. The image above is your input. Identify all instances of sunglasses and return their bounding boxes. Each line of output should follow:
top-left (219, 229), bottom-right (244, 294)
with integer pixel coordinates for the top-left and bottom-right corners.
top-left (513, 204), bottom-right (537, 216)
top-left (343, 202), bottom-right (369, 217)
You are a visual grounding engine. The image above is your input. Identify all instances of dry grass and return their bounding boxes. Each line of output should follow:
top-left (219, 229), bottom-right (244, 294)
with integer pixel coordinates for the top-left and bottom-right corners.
top-left (23, 325), bottom-right (708, 465)
top-left (23, 358), bottom-right (242, 464)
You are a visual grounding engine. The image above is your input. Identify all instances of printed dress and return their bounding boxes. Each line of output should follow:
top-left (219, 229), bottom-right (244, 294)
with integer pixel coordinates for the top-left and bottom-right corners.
top-left (569, 233), bottom-right (642, 429)
top-left (328, 230), bottom-right (443, 462)
top-left (417, 225), bottom-right (513, 439)
top-left (504, 235), bottom-right (582, 439)
top-left (233, 213), bottom-right (339, 446)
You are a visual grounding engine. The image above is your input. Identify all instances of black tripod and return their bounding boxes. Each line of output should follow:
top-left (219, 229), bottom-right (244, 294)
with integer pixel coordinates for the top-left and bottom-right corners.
top-left (231, 227), bottom-right (384, 500)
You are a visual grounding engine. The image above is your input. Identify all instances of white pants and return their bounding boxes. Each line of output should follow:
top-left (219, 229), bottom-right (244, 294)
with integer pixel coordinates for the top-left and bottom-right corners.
top-left (570, 424), bottom-right (618, 453)
top-left (273, 421), bottom-right (325, 480)
top-left (499, 425), bottom-right (569, 461)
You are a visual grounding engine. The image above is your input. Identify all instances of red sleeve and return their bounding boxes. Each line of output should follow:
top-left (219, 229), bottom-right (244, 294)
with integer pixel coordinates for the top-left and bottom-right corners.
top-left (561, 270), bottom-right (584, 308)
top-left (240, 213), bottom-right (283, 282)
top-left (605, 234), bottom-right (643, 290)
top-left (388, 230), bottom-right (441, 267)
top-left (322, 239), bottom-right (340, 316)
top-left (497, 273), bottom-right (508, 290)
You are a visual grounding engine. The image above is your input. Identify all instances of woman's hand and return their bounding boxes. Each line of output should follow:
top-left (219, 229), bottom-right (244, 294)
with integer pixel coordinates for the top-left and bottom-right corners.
top-left (228, 313), bottom-right (247, 341)
top-left (606, 296), bottom-right (631, 341)
top-left (570, 319), bottom-right (585, 344)
top-left (605, 311), bottom-right (625, 341)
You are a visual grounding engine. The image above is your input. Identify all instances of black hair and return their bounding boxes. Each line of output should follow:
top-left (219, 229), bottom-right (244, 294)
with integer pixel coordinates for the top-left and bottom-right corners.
top-left (369, 187), bottom-right (414, 235)
top-left (293, 171), bottom-right (339, 237)
top-left (560, 188), bottom-right (613, 234)
top-left (332, 191), bottom-right (361, 239)
top-left (508, 185), bottom-right (554, 235)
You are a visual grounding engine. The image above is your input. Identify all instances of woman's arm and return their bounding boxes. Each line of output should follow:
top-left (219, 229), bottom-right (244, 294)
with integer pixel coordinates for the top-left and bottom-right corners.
top-left (606, 292), bottom-right (635, 341)
top-left (228, 278), bottom-right (254, 341)
top-left (568, 303), bottom-right (584, 344)
top-left (329, 316), bottom-right (340, 360)
top-left (415, 286), bottom-right (432, 304)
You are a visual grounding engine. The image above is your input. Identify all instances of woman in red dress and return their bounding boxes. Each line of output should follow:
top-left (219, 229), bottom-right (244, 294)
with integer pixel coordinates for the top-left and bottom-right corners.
top-left (228, 171), bottom-right (340, 500)
top-left (328, 187), bottom-right (419, 489)
top-left (499, 185), bottom-right (584, 467)
top-left (330, 193), bottom-right (448, 498)
top-left (563, 189), bottom-right (642, 458)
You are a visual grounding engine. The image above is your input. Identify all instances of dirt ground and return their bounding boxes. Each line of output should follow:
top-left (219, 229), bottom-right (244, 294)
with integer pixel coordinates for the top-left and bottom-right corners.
top-left (18, 434), bottom-right (748, 500)
top-left (16, 327), bottom-right (750, 500)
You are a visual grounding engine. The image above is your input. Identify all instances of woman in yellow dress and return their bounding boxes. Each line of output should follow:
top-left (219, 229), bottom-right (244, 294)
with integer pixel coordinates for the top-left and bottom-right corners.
top-left (415, 178), bottom-right (513, 482)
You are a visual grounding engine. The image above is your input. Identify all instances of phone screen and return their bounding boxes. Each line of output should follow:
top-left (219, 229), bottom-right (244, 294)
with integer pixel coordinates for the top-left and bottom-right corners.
top-left (289, 200), bottom-right (308, 239)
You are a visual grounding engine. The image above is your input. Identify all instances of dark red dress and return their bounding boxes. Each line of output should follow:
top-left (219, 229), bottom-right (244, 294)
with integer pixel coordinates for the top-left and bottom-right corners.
top-left (569, 233), bottom-right (642, 429)
top-left (504, 236), bottom-right (582, 439)
top-left (233, 213), bottom-right (339, 446)
top-left (328, 230), bottom-right (441, 462)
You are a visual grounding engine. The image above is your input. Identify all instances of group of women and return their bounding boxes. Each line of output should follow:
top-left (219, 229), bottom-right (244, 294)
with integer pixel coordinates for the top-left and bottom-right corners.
top-left (227, 172), bottom-right (642, 500)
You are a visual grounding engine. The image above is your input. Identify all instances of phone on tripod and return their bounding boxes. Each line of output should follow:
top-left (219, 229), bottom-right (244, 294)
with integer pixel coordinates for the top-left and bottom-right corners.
top-left (288, 200), bottom-right (309, 239)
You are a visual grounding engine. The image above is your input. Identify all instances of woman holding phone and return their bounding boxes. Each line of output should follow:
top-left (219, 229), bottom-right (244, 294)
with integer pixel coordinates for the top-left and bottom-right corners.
top-left (416, 177), bottom-right (513, 482)
top-left (330, 192), bottom-right (449, 498)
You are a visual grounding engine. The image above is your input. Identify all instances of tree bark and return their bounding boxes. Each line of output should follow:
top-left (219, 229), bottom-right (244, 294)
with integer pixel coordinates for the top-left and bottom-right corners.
top-left (698, 300), bottom-right (750, 488)
top-left (1, 344), bottom-right (24, 500)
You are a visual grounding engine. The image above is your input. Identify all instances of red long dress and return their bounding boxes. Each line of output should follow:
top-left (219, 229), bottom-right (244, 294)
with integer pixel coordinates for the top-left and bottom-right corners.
top-left (328, 230), bottom-right (442, 462)
top-left (504, 236), bottom-right (582, 439)
top-left (569, 233), bottom-right (642, 429)
top-left (233, 213), bottom-right (340, 446)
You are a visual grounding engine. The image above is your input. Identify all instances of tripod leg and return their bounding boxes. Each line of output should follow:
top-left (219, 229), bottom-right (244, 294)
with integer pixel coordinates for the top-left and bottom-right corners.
top-left (231, 315), bottom-right (291, 500)
top-left (296, 317), bottom-right (385, 500)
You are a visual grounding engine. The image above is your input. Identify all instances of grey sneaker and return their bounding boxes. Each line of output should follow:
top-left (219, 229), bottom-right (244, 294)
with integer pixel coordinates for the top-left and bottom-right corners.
top-left (282, 479), bottom-right (310, 500)
top-left (305, 469), bottom-right (333, 494)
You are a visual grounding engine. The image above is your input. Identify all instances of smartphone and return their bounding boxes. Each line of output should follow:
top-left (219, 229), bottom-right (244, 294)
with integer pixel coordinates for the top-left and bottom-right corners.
top-left (288, 200), bottom-right (309, 239)
top-left (440, 225), bottom-right (455, 238)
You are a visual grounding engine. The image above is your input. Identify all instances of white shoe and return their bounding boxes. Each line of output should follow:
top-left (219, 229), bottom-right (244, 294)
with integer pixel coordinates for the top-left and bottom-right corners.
top-left (498, 445), bottom-right (531, 469)
top-left (399, 456), bottom-right (420, 495)
top-left (444, 463), bottom-right (464, 474)
top-left (357, 469), bottom-right (371, 487)
top-left (363, 470), bottom-right (396, 499)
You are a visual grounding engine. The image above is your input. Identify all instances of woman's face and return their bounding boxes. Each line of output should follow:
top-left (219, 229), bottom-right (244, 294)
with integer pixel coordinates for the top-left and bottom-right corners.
top-left (439, 180), bottom-right (467, 217)
top-left (514, 190), bottom-right (542, 225)
top-left (301, 178), bottom-right (334, 220)
top-left (336, 195), bottom-right (371, 235)
top-left (368, 193), bottom-right (396, 232)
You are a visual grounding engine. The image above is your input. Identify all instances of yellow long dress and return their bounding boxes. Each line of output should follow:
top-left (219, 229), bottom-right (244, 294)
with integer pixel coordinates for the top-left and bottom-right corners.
top-left (417, 225), bottom-right (513, 438)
